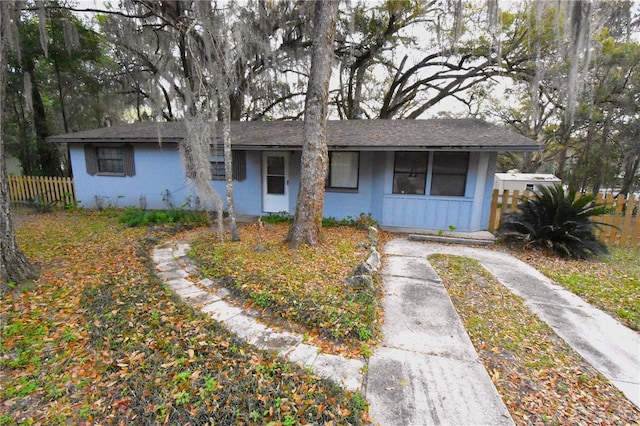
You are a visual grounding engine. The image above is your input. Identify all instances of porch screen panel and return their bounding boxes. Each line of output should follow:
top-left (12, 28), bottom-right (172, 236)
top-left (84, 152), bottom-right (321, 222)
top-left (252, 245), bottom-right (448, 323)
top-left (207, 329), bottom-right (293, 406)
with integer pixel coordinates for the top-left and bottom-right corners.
top-left (430, 151), bottom-right (469, 196)
top-left (329, 152), bottom-right (358, 189)
top-left (266, 156), bottom-right (285, 194)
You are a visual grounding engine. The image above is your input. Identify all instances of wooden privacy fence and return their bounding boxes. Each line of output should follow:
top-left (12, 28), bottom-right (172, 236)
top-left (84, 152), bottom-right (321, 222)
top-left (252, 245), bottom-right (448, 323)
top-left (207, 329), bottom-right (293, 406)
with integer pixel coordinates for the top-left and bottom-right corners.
top-left (489, 189), bottom-right (640, 247)
top-left (8, 176), bottom-right (75, 208)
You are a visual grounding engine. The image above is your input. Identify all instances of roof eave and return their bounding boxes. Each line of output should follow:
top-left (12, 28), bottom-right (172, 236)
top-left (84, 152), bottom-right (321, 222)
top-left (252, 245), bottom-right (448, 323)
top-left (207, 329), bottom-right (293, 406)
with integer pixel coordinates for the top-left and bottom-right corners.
top-left (328, 145), bottom-right (542, 151)
top-left (49, 139), bottom-right (541, 151)
top-left (48, 137), bottom-right (182, 144)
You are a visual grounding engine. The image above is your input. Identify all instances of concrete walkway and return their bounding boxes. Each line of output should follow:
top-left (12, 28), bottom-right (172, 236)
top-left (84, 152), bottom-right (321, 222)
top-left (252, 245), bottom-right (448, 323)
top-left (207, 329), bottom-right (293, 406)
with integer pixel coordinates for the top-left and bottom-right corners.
top-left (152, 237), bottom-right (640, 426)
top-left (382, 240), bottom-right (640, 410)
top-left (365, 240), bottom-right (514, 425)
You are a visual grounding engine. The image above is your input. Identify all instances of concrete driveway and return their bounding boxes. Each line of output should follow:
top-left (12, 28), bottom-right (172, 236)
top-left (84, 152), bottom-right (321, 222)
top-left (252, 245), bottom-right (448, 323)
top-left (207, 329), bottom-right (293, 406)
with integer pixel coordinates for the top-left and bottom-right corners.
top-left (365, 239), bottom-right (639, 425)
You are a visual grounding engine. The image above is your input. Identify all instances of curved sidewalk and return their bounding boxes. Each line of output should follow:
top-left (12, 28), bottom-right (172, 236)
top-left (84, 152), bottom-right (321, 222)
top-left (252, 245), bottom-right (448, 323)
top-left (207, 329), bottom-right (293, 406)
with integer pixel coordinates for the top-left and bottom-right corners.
top-left (152, 241), bottom-right (365, 392)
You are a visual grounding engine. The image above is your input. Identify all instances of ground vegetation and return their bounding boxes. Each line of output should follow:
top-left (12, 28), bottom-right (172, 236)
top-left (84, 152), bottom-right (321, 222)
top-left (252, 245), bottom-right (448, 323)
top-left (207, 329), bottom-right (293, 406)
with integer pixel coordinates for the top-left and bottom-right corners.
top-left (497, 184), bottom-right (609, 259)
top-left (1, 211), bottom-right (369, 424)
top-left (430, 254), bottom-right (639, 425)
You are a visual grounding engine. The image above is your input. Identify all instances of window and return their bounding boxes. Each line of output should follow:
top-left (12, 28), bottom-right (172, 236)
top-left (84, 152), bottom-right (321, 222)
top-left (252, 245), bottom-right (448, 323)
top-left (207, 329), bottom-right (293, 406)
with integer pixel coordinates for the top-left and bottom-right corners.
top-left (97, 147), bottom-right (124, 174)
top-left (207, 147), bottom-right (246, 181)
top-left (327, 151), bottom-right (359, 190)
top-left (266, 155), bottom-right (286, 194)
top-left (84, 144), bottom-right (135, 176)
top-left (430, 151), bottom-right (469, 196)
top-left (210, 147), bottom-right (226, 178)
top-left (393, 152), bottom-right (428, 195)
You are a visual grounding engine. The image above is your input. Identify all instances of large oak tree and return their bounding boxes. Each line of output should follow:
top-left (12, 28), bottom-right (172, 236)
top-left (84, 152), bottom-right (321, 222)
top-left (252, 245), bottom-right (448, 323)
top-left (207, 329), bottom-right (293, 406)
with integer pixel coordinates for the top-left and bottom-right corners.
top-left (1, 1), bottom-right (38, 285)
top-left (286, 0), bottom-right (340, 249)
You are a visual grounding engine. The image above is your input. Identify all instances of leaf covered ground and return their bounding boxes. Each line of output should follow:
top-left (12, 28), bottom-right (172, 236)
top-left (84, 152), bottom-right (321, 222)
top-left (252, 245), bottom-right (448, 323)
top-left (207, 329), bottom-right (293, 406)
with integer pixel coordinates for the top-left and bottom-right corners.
top-left (429, 254), bottom-right (640, 425)
top-left (1, 210), bottom-right (369, 425)
top-left (188, 222), bottom-right (385, 356)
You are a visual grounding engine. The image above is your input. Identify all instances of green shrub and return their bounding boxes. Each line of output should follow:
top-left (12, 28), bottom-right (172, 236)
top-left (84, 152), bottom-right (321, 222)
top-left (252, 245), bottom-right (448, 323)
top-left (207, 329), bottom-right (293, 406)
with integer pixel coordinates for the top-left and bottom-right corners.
top-left (262, 211), bottom-right (293, 224)
top-left (322, 216), bottom-right (343, 227)
top-left (262, 212), bottom-right (377, 229)
top-left (497, 185), bottom-right (610, 259)
top-left (353, 213), bottom-right (378, 230)
top-left (119, 208), bottom-right (209, 227)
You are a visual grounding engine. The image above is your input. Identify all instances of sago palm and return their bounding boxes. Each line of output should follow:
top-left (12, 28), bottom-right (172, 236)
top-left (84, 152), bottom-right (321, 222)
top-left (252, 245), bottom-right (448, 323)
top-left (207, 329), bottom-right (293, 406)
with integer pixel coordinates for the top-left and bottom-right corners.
top-left (497, 184), bottom-right (610, 259)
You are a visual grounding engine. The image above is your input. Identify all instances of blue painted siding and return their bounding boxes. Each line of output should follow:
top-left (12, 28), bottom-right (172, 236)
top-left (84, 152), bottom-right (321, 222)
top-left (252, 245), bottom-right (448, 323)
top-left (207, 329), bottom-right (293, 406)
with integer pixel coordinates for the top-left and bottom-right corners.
top-left (480, 152), bottom-right (498, 227)
top-left (70, 143), bottom-right (497, 231)
top-left (211, 150), bottom-right (263, 215)
top-left (323, 151), bottom-right (375, 220)
top-left (381, 196), bottom-right (474, 230)
top-left (70, 143), bottom-right (193, 209)
top-left (377, 151), bottom-right (492, 231)
top-left (369, 152), bottom-right (386, 221)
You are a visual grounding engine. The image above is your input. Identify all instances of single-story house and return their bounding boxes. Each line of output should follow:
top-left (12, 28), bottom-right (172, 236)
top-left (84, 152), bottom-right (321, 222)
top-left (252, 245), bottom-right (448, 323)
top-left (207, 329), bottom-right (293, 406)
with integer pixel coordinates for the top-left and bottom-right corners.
top-left (48, 119), bottom-right (540, 232)
top-left (494, 172), bottom-right (561, 194)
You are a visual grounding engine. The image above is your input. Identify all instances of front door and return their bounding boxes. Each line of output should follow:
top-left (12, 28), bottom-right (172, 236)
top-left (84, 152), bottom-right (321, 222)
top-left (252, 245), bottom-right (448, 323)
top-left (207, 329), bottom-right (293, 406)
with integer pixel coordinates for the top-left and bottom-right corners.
top-left (262, 152), bottom-right (289, 213)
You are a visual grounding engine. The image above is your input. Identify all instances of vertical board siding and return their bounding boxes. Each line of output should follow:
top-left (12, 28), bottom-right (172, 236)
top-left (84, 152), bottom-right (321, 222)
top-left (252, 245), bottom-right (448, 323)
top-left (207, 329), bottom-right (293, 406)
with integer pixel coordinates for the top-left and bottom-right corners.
top-left (490, 189), bottom-right (640, 247)
top-left (8, 176), bottom-right (75, 207)
top-left (382, 195), bottom-right (473, 231)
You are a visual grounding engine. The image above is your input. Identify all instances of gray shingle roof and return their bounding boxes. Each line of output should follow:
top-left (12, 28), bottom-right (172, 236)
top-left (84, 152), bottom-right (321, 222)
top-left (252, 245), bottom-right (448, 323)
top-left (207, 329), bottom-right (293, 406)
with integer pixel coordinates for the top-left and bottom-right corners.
top-left (47, 119), bottom-right (540, 151)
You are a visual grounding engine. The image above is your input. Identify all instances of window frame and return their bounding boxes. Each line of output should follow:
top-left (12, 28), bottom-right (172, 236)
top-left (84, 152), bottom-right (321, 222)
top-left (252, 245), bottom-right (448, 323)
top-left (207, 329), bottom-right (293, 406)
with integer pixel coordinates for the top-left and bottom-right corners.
top-left (84, 144), bottom-right (135, 177)
top-left (96, 146), bottom-right (126, 175)
top-left (206, 147), bottom-right (247, 181)
top-left (429, 151), bottom-right (469, 197)
top-left (392, 151), bottom-right (429, 195)
top-left (209, 147), bottom-right (226, 180)
top-left (326, 151), bottom-right (360, 192)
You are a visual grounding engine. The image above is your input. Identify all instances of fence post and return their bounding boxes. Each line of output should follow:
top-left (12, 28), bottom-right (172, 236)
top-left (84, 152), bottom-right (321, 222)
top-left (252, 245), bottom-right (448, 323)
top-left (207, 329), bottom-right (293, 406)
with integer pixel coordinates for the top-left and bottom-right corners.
top-left (606, 193), bottom-right (621, 245)
top-left (488, 189), bottom-right (499, 232)
top-left (499, 189), bottom-right (510, 228)
top-left (620, 195), bottom-right (632, 247)
top-left (509, 189), bottom-right (520, 211)
top-left (631, 195), bottom-right (640, 247)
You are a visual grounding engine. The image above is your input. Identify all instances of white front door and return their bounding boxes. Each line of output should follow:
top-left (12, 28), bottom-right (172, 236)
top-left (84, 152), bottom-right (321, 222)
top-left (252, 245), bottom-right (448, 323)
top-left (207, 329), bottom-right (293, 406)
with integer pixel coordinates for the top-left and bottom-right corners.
top-left (262, 152), bottom-right (289, 213)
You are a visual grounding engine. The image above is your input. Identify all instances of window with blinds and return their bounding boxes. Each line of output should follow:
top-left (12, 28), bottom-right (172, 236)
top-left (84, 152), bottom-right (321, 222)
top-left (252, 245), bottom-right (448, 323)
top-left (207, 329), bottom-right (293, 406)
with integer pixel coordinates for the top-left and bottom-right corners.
top-left (326, 151), bottom-right (359, 190)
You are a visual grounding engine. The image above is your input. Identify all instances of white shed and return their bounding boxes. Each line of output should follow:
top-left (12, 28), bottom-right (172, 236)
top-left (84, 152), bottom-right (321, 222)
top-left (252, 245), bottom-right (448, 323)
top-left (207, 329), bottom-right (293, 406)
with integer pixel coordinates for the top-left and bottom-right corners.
top-left (494, 173), bottom-right (561, 194)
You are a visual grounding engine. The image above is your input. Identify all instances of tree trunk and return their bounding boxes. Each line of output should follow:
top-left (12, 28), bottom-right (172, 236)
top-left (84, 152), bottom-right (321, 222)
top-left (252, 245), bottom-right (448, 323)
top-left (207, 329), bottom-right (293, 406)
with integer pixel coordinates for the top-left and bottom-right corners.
top-left (619, 153), bottom-right (639, 196)
top-left (26, 64), bottom-right (60, 176)
top-left (220, 91), bottom-right (240, 241)
top-left (286, 0), bottom-right (339, 249)
top-left (591, 114), bottom-right (611, 196)
top-left (54, 59), bottom-right (69, 133)
top-left (555, 146), bottom-right (568, 181)
top-left (1, 2), bottom-right (39, 286)
top-left (555, 119), bottom-right (572, 181)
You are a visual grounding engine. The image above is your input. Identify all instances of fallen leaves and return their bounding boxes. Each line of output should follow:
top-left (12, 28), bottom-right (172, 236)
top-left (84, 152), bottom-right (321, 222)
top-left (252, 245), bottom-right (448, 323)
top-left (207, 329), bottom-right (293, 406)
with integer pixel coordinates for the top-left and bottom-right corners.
top-left (430, 254), bottom-right (640, 425)
top-left (189, 223), bottom-right (385, 353)
top-left (2, 210), bottom-right (369, 424)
